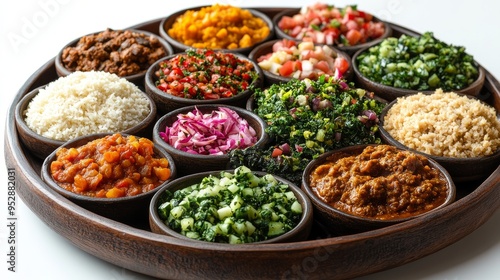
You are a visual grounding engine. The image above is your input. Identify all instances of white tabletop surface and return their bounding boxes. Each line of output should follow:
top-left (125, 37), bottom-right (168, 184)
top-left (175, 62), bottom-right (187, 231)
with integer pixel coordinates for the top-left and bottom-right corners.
top-left (1, 0), bottom-right (499, 279)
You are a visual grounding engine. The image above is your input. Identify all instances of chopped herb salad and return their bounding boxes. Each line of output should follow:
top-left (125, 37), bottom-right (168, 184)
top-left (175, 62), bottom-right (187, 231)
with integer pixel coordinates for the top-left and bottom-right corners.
top-left (229, 77), bottom-right (385, 185)
top-left (254, 77), bottom-right (384, 158)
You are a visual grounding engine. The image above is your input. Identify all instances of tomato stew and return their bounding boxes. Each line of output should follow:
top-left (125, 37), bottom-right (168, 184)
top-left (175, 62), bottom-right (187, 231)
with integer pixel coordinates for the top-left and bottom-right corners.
top-left (50, 133), bottom-right (172, 198)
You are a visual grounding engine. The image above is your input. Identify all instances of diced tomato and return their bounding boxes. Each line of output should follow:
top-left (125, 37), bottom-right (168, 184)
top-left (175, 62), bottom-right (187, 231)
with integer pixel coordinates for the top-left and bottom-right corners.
top-left (279, 60), bottom-right (302, 77)
top-left (304, 10), bottom-right (320, 23)
top-left (334, 58), bottom-right (350, 74)
top-left (345, 20), bottom-right (359, 31)
top-left (370, 22), bottom-right (386, 38)
top-left (343, 13), bottom-right (356, 22)
top-left (272, 39), bottom-right (297, 52)
top-left (314, 60), bottom-right (331, 74)
top-left (220, 91), bottom-right (233, 98)
top-left (169, 68), bottom-right (184, 79)
top-left (323, 27), bottom-right (340, 39)
top-left (204, 50), bottom-right (215, 57)
top-left (295, 61), bottom-right (302, 71)
top-left (169, 80), bottom-right (184, 93)
top-left (283, 39), bottom-right (297, 49)
top-left (187, 85), bottom-right (197, 96)
top-left (241, 73), bottom-right (250, 80)
top-left (211, 74), bottom-right (221, 83)
top-left (279, 61), bottom-right (296, 77)
top-left (271, 148), bottom-right (283, 158)
top-left (346, 29), bottom-right (362, 46)
top-left (278, 16), bottom-right (297, 30)
top-left (290, 25), bottom-right (303, 37)
top-left (204, 93), bottom-right (220, 99)
top-left (157, 82), bottom-right (168, 92)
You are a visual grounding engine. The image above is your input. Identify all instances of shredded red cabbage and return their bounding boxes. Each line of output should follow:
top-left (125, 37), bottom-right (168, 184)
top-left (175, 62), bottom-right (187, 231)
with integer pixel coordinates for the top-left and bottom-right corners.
top-left (160, 107), bottom-right (258, 155)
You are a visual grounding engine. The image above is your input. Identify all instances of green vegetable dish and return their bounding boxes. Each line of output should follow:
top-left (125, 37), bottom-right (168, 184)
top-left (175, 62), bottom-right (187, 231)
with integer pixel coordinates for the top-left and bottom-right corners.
top-left (156, 166), bottom-right (303, 244)
top-left (356, 32), bottom-right (479, 91)
top-left (229, 76), bottom-right (385, 186)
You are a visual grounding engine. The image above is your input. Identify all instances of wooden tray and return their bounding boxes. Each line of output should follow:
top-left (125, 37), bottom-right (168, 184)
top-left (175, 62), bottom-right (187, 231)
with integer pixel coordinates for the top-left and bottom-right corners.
top-left (5, 8), bottom-right (500, 279)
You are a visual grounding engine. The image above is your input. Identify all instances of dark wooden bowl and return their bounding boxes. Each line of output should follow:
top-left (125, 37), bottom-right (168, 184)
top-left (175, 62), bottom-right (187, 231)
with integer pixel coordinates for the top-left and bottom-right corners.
top-left (54, 29), bottom-right (173, 86)
top-left (158, 6), bottom-right (274, 55)
top-left (352, 43), bottom-right (486, 102)
top-left (40, 133), bottom-right (177, 226)
top-left (144, 51), bottom-right (264, 114)
top-left (4, 14), bottom-right (500, 280)
top-left (149, 169), bottom-right (313, 244)
top-left (14, 87), bottom-right (66, 160)
top-left (152, 104), bottom-right (269, 176)
top-left (248, 38), bottom-right (353, 85)
top-left (14, 84), bottom-right (157, 160)
top-left (273, 8), bottom-right (392, 56)
top-left (301, 144), bottom-right (456, 235)
top-left (378, 94), bottom-right (500, 183)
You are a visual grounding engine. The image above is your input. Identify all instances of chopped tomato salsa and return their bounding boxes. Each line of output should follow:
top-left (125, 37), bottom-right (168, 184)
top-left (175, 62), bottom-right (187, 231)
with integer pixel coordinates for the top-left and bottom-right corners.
top-left (155, 49), bottom-right (257, 99)
top-left (278, 3), bottom-right (386, 46)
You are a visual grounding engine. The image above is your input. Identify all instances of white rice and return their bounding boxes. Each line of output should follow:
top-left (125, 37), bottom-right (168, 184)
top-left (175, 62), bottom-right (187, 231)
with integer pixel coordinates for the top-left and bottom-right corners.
top-left (24, 71), bottom-right (151, 141)
top-left (383, 89), bottom-right (500, 158)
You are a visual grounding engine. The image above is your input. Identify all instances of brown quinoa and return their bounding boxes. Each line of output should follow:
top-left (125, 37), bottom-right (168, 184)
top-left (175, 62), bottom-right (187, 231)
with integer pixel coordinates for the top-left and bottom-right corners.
top-left (383, 89), bottom-right (500, 158)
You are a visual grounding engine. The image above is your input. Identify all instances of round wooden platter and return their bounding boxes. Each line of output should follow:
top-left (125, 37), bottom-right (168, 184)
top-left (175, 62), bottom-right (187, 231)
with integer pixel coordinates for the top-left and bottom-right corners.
top-left (5, 8), bottom-right (500, 280)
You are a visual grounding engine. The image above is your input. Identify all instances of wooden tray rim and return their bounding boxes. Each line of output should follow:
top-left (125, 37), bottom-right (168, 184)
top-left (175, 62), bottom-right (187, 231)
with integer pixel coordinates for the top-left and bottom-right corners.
top-left (5, 8), bottom-right (500, 279)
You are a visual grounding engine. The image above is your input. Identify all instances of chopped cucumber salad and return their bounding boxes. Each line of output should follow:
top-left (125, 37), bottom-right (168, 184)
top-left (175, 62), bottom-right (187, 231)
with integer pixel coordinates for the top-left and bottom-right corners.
top-left (356, 32), bottom-right (479, 91)
top-left (157, 166), bottom-right (303, 244)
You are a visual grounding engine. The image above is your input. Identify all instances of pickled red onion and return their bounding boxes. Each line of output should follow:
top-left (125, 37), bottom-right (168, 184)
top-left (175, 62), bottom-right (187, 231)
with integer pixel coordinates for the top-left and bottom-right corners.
top-left (159, 107), bottom-right (257, 155)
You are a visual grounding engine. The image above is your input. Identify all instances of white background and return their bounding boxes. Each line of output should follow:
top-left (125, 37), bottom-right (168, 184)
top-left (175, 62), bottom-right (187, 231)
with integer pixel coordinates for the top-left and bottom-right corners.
top-left (1, 0), bottom-right (499, 279)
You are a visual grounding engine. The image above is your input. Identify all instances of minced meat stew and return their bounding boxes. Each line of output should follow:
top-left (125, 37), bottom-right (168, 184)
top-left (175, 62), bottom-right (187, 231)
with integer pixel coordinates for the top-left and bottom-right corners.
top-left (309, 145), bottom-right (449, 220)
top-left (61, 28), bottom-right (167, 77)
